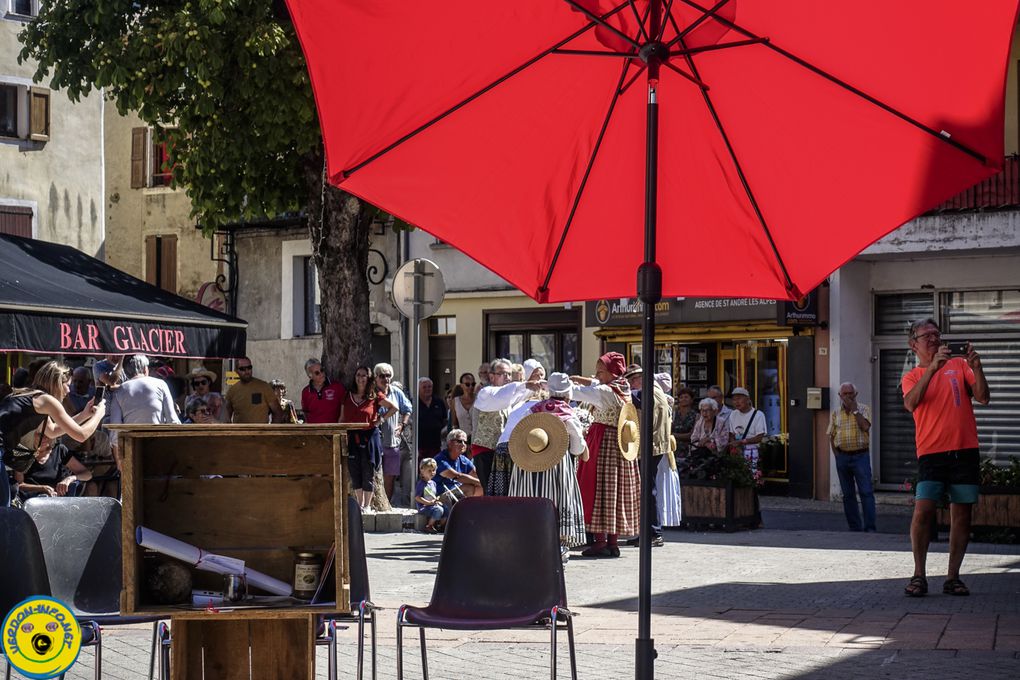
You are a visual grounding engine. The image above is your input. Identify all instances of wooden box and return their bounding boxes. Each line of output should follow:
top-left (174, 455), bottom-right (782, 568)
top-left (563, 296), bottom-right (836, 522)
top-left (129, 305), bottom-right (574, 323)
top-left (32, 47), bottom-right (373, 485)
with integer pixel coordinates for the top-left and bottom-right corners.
top-left (679, 479), bottom-right (759, 532)
top-left (938, 487), bottom-right (1020, 528)
top-left (113, 424), bottom-right (354, 617)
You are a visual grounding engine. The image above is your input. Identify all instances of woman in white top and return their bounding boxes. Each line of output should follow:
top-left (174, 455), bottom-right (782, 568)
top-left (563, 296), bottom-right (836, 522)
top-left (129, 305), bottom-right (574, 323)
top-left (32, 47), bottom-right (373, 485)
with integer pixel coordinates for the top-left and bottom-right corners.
top-left (473, 359), bottom-right (542, 495)
top-left (450, 372), bottom-right (476, 440)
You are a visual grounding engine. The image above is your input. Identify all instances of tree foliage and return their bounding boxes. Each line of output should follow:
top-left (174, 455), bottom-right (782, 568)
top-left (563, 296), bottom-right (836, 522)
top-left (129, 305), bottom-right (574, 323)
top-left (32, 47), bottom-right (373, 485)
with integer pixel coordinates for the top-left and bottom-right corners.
top-left (19, 0), bottom-right (320, 228)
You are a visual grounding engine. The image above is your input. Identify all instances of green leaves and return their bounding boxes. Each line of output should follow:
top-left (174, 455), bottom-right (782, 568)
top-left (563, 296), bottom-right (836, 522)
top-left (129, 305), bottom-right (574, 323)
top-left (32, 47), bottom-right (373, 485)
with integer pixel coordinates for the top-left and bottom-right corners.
top-left (18, 0), bottom-right (321, 230)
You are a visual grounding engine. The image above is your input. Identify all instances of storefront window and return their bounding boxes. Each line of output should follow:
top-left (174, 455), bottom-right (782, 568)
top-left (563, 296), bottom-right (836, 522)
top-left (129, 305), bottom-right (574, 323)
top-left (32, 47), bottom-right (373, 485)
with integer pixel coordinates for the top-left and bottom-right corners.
top-left (486, 308), bottom-right (581, 374)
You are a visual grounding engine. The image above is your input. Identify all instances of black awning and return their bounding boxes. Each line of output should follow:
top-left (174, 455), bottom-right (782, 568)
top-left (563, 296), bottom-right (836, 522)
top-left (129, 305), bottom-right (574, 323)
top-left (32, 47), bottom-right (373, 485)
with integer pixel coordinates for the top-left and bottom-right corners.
top-left (0, 233), bottom-right (246, 359)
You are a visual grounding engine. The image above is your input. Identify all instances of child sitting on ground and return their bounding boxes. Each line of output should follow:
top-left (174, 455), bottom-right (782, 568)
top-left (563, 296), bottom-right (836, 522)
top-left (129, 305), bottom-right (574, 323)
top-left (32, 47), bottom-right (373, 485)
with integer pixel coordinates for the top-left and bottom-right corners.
top-left (415, 458), bottom-right (446, 534)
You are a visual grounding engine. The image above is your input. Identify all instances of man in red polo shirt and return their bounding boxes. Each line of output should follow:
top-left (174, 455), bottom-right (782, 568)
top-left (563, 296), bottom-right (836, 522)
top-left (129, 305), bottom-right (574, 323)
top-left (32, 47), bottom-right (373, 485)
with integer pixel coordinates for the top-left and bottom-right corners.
top-left (301, 358), bottom-right (346, 423)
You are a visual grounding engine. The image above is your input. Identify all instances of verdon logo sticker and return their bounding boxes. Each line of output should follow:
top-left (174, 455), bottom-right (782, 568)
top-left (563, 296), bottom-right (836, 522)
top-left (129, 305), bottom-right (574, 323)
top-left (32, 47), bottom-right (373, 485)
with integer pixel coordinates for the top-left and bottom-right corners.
top-left (2, 596), bottom-right (82, 679)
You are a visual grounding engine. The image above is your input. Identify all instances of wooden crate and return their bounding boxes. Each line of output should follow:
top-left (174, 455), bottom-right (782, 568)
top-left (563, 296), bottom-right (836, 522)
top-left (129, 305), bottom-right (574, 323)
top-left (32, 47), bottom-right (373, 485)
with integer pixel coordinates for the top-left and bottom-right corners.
top-left (937, 488), bottom-right (1020, 528)
top-left (112, 424), bottom-right (355, 618)
top-left (679, 479), bottom-right (759, 532)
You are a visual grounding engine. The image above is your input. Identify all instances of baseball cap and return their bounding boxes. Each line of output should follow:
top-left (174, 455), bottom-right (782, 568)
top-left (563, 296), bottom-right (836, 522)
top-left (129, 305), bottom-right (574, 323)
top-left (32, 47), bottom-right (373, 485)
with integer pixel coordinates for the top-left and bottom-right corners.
top-left (731, 387), bottom-right (750, 397)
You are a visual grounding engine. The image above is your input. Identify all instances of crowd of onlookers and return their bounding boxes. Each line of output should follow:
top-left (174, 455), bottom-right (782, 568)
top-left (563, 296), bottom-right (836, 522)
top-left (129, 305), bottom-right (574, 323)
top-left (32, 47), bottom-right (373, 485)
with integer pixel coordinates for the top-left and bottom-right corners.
top-left (2, 354), bottom-right (764, 526)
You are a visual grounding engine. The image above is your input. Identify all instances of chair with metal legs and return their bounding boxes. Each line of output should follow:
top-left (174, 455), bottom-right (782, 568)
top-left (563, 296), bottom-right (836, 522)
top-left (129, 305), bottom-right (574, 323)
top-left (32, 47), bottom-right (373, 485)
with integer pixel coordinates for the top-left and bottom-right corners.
top-left (396, 496), bottom-right (577, 680)
top-left (23, 497), bottom-right (166, 680)
top-left (315, 495), bottom-right (378, 680)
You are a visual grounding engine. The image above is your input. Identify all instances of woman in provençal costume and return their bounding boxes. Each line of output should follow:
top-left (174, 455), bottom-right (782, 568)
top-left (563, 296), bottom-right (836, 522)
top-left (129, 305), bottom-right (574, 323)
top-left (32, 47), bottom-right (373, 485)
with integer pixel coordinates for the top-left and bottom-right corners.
top-left (571, 352), bottom-right (640, 558)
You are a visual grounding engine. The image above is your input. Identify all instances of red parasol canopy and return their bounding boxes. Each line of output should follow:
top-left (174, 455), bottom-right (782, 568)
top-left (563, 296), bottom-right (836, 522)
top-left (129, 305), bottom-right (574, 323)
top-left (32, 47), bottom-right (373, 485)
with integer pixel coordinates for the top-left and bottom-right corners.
top-left (287, 0), bottom-right (1017, 303)
top-left (287, 2), bottom-right (1019, 677)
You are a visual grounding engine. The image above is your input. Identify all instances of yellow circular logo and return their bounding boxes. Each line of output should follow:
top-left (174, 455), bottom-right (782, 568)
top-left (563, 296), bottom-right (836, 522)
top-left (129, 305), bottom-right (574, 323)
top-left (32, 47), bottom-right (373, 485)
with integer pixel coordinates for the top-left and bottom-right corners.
top-left (2, 596), bottom-right (82, 679)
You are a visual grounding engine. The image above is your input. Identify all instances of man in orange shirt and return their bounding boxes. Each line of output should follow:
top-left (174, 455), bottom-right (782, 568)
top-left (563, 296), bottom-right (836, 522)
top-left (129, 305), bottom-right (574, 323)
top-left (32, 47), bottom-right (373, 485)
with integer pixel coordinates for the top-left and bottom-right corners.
top-left (901, 318), bottom-right (989, 598)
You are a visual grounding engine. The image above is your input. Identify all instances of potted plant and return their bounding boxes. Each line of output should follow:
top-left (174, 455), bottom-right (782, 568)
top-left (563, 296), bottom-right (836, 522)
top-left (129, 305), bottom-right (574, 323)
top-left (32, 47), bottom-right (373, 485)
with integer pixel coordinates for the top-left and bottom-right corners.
top-left (677, 445), bottom-right (759, 531)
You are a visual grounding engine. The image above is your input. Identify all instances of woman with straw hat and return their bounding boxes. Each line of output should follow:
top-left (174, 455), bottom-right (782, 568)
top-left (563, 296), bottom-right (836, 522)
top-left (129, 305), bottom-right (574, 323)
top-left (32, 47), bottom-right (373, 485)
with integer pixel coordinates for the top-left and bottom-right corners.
top-left (571, 352), bottom-right (640, 558)
top-left (507, 372), bottom-right (587, 561)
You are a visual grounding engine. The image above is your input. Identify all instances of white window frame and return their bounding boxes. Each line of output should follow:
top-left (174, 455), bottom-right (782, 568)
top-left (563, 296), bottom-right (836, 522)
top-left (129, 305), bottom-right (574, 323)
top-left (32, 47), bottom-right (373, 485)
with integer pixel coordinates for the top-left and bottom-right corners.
top-left (4, 0), bottom-right (40, 20)
top-left (281, 240), bottom-right (319, 340)
top-left (0, 77), bottom-right (32, 141)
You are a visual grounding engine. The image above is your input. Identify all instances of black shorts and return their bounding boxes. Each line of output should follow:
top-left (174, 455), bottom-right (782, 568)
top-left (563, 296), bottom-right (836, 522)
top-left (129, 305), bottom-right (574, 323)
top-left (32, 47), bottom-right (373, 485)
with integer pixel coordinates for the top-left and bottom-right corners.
top-left (915, 448), bottom-right (980, 504)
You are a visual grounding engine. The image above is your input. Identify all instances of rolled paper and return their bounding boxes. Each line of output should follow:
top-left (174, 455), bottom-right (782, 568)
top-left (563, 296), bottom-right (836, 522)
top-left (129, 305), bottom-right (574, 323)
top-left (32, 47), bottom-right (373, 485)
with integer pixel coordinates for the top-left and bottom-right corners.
top-left (136, 526), bottom-right (292, 596)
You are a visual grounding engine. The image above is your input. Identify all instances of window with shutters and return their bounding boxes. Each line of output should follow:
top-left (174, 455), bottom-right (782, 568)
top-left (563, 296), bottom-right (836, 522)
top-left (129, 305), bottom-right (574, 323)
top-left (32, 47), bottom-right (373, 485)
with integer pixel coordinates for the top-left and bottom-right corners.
top-left (132, 127), bottom-right (176, 188)
top-left (145, 235), bottom-right (178, 293)
top-left (0, 82), bottom-right (47, 141)
top-left (0, 204), bottom-right (32, 237)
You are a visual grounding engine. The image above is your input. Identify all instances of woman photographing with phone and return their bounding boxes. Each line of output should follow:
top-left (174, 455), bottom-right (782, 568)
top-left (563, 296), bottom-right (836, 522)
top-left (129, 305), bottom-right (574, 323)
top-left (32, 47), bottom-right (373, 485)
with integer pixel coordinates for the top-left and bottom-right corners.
top-left (1, 361), bottom-right (107, 507)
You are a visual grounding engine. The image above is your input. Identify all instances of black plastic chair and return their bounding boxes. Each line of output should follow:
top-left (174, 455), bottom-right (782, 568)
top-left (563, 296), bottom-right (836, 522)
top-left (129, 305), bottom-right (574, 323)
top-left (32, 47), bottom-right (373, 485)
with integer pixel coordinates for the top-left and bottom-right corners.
top-left (0, 506), bottom-right (101, 680)
top-left (396, 496), bottom-right (577, 680)
top-left (23, 497), bottom-right (166, 680)
top-left (316, 496), bottom-right (378, 680)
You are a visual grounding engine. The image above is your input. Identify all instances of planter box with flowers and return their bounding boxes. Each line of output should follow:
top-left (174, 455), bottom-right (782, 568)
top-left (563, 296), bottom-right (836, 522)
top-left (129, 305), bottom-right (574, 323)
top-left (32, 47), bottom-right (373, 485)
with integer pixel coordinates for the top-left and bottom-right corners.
top-left (677, 443), bottom-right (760, 532)
top-left (936, 457), bottom-right (1020, 532)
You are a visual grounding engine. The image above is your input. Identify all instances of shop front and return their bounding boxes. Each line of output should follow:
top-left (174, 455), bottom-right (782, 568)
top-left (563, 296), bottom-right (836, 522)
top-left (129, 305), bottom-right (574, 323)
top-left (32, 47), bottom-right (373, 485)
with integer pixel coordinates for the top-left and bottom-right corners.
top-left (586, 294), bottom-right (822, 497)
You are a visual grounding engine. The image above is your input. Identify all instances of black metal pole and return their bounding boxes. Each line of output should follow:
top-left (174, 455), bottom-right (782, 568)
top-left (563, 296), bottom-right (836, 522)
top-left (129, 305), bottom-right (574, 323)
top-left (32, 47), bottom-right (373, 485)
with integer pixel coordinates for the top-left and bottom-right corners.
top-left (636, 8), bottom-right (664, 679)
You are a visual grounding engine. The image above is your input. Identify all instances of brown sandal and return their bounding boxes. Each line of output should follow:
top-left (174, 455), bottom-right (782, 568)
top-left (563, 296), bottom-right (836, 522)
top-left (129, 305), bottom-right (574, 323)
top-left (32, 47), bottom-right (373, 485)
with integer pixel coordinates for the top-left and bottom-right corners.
top-left (942, 578), bottom-right (970, 596)
top-left (904, 575), bottom-right (928, 597)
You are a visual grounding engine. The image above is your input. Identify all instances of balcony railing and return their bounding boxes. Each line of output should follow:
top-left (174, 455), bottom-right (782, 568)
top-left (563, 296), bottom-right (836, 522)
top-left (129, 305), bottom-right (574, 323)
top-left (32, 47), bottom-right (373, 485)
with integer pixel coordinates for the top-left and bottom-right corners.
top-left (925, 154), bottom-right (1020, 213)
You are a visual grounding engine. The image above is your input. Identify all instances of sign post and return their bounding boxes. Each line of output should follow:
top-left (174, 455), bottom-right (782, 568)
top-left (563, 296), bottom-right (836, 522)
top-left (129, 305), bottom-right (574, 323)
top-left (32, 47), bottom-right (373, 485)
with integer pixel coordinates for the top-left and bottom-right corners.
top-left (391, 259), bottom-right (446, 508)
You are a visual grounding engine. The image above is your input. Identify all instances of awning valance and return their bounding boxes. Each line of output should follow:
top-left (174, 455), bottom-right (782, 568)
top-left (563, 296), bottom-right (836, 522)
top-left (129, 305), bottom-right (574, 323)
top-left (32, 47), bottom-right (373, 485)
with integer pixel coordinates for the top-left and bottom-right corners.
top-left (0, 233), bottom-right (246, 359)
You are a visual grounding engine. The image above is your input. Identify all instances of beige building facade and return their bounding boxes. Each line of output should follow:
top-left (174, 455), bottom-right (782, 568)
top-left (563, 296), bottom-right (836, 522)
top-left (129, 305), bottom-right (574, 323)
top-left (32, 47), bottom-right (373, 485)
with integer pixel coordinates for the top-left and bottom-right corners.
top-left (1, 6), bottom-right (104, 253)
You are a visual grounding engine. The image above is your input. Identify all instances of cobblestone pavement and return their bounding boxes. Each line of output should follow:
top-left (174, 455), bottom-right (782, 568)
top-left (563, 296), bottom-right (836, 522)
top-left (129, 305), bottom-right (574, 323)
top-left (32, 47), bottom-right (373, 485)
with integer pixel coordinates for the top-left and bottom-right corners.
top-left (23, 499), bottom-right (1020, 679)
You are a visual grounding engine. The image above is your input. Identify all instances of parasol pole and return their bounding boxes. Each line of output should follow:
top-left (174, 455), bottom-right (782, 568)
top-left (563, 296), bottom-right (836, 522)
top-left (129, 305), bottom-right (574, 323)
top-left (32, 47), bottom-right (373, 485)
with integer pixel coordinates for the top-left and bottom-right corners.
top-left (636, 5), bottom-right (665, 679)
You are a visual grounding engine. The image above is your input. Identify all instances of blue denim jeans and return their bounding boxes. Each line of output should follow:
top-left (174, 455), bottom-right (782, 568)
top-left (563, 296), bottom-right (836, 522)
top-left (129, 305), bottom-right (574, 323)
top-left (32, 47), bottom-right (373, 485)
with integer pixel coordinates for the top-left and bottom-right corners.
top-left (835, 451), bottom-right (876, 531)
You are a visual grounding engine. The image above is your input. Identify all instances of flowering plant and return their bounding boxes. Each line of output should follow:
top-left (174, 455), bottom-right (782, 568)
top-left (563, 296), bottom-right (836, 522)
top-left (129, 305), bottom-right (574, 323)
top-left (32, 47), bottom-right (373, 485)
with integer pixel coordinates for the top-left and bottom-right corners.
top-left (678, 446), bottom-right (755, 488)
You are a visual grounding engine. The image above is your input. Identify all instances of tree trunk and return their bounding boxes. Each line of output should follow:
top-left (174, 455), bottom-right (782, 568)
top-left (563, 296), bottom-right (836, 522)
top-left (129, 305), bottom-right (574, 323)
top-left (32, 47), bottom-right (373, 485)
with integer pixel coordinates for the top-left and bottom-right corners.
top-left (304, 150), bottom-right (372, 387)
top-left (304, 150), bottom-right (393, 512)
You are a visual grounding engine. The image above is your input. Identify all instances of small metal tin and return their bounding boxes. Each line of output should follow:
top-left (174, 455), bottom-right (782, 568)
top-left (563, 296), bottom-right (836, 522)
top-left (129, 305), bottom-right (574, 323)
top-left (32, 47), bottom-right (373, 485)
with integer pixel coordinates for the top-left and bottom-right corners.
top-left (223, 573), bottom-right (247, 603)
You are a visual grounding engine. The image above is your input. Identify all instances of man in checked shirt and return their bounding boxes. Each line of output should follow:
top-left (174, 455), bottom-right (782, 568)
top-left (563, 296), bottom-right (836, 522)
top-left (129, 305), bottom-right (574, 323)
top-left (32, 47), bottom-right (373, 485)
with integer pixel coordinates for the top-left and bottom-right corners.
top-left (827, 382), bottom-right (875, 532)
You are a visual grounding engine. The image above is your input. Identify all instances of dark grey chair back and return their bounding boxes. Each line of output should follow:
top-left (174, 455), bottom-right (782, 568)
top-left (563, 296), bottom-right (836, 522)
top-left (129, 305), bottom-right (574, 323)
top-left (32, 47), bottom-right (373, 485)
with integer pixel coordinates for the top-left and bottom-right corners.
top-left (24, 496), bottom-right (121, 616)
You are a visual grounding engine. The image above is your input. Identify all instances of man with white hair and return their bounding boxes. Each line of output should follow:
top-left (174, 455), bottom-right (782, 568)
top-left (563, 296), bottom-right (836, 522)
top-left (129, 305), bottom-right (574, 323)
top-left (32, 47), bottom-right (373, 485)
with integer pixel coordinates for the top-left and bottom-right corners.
top-left (828, 382), bottom-right (876, 532)
top-left (109, 354), bottom-right (180, 469)
top-left (507, 372), bottom-right (587, 561)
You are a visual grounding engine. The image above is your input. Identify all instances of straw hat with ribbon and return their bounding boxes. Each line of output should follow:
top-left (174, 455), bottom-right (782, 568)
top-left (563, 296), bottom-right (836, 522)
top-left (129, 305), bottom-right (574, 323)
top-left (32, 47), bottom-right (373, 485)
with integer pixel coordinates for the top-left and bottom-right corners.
top-left (666, 435), bottom-right (678, 471)
top-left (186, 367), bottom-right (217, 384)
top-left (617, 401), bottom-right (641, 461)
top-left (508, 411), bottom-right (570, 473)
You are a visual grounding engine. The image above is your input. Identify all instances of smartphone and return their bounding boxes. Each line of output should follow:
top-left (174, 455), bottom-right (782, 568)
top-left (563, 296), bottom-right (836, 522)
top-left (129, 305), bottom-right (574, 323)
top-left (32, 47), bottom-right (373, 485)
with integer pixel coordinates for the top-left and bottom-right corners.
top-left (94, 385), bottom-right (107, 403)
top-left (946, 341), bottom-right (969, 356)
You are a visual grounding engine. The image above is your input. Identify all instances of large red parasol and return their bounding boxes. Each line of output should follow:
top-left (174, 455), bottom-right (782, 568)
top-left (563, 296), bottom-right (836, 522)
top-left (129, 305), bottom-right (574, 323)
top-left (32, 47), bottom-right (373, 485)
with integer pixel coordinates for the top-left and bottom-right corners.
top-left (286, 2), bottom-right (1019, 677)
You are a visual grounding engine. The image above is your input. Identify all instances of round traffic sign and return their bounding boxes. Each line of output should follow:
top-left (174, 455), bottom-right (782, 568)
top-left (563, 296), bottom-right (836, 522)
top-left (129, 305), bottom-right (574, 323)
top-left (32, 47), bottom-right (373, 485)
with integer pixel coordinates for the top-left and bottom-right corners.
top-left (391, 259), bottom-right (446, 320)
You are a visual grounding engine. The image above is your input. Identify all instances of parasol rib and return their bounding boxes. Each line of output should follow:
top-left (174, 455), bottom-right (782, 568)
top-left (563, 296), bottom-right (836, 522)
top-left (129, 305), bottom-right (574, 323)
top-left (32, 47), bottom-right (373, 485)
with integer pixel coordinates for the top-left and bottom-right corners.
top-left (655, 0), bottom-right (677, 43)
top-left (342, 1), bottom-right (632, 178)
top-left (669, 37), bottom-right (768, 58)
top-left (664, 0), bottom-right (733, 49)
top-left (563, 0), bottom-right (642, 50)
top-left (539, 61), bottom-right (634, 297)
top-left (628, 0), bottom-right (651, 42)
top-left (676, 0), bottom-right (990, 165)
top-left (678, 36), bottom-right (798, 297)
